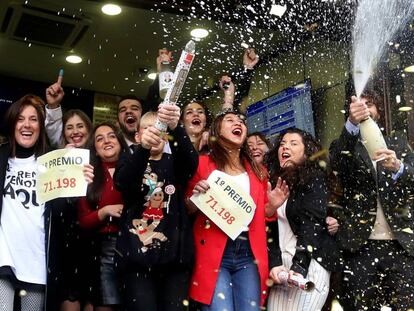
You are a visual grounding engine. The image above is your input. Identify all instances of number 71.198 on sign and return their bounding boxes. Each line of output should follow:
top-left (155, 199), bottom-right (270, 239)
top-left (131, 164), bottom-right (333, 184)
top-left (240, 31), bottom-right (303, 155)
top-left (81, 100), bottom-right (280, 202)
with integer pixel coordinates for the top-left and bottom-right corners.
top-left (205, 195), bottom-right (236, 224)
top-left (43, 178), bottom-right (77, 193)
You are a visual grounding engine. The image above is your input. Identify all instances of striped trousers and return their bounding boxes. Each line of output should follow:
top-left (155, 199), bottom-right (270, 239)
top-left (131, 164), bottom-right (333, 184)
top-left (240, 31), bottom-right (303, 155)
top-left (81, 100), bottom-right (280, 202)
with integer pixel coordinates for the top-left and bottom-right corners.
top-left (267, 254), bottom-right (330, 311)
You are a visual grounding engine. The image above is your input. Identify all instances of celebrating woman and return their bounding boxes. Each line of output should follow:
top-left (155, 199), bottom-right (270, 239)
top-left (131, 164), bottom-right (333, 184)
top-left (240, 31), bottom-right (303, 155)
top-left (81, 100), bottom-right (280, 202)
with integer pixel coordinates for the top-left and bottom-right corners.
top-left (186, 110), bottom-right (288, 311)
top-left (54, 109), bottom-right (93, 311)
top-left (0, 95), bottom-right (93, 310)
top-left (266, 128), bottom-right (340, 311)
top-left (78, 123), bottom-right (127, 311)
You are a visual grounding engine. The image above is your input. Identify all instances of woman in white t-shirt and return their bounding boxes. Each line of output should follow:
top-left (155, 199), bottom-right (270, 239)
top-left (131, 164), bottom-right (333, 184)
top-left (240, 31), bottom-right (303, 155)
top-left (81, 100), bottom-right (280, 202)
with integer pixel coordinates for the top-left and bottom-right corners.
top-left (0, 95), bottom-right (93, 311)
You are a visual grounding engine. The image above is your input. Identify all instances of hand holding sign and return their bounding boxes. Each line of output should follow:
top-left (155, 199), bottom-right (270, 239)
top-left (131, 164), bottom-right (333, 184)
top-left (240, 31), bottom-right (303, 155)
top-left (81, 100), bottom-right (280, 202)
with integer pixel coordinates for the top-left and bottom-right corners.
top-left (192, 179), bottom-right (210, 195)
top-left (45, 69), bottom-right (65, 109)
top-left (190, 170), bottom-right (256, 240)
top-left (83, 163), bottom-right (94, 184)
top-left (37, 148), bottom-right (90, 203)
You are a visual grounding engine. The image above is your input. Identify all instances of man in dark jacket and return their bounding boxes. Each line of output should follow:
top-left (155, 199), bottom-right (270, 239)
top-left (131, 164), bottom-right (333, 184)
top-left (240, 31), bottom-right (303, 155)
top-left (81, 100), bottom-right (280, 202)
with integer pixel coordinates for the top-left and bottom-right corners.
top-left (329, 90), bottom-right (414, 310)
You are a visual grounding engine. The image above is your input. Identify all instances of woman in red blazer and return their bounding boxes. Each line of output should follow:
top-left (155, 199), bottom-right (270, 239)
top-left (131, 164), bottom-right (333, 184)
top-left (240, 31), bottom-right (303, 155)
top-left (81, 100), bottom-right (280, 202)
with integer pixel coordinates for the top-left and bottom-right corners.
top-left (186, 110), bottom-right (288, 311)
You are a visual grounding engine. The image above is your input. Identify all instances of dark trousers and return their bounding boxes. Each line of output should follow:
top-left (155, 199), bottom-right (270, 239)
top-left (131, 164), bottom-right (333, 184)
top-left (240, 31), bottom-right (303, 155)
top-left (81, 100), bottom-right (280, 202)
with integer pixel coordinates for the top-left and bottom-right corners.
top-left (341, 240), bottom-right (414, 311)
top-left (121, 265), bottom-right (190, 311)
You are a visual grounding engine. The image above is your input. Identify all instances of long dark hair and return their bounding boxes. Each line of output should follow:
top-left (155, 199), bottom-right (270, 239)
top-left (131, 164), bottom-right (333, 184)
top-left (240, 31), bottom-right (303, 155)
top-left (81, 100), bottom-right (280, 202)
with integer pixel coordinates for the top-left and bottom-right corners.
top-left (61, 109), bottom-right (93, 147)
top-left (209, 110), bottom-right (265, 180)
top-left (266, 128), bottom-right (326, 192)
top-left (86, 122), bottom-right (127, 206)
top-left (180, 100), bottom-right (212, 129)
top-left (5, 94), bottom-right (48, 157)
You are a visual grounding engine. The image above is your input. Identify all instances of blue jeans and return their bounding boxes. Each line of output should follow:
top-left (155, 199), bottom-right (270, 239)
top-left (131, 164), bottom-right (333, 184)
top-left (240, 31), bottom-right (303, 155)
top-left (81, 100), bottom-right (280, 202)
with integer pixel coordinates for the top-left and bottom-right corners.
top-left (202, 234), bottom-right (261, 311)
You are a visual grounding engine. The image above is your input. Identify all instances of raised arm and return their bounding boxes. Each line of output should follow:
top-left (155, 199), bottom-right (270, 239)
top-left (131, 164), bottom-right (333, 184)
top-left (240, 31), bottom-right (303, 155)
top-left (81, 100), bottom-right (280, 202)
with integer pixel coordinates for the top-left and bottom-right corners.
top-left (45, 70), bottom-right (64, 147)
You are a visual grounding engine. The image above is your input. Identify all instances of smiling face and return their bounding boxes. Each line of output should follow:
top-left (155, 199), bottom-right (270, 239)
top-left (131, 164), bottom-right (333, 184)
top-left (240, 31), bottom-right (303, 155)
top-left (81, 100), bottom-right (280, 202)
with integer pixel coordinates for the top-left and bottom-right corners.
top-left (278, 132), bottom-right (306, 168)
top-left (247, 135), bottom-right (269, 164)
top-left (14, 105), bottom-right (40, 149)
top-left (64, 114), bottom-right (89, 147)
top-left (182, 102), bottom-right (207, 137)
top-left (118, 99), bottom-right (142, 139)
top-left (219, 113), bottom-right (247, 148)
top-left (94, 125), bottom-right (121, 162)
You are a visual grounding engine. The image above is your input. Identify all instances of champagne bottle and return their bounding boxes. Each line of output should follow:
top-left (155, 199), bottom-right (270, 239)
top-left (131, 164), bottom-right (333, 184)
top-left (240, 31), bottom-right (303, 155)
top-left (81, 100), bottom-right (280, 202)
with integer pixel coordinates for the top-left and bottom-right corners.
top-left (359, 116), bottom-right (387, 159)
top-left (159, 60), bottom-right (173, 99)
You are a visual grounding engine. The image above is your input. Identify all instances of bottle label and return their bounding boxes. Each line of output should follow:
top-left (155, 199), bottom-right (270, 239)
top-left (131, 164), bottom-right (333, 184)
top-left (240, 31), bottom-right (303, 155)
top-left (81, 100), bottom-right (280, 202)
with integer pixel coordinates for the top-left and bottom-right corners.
top-left (159, 71), bottom-right (174, 98)
top-left (360, 117), bottom-right (387, 159)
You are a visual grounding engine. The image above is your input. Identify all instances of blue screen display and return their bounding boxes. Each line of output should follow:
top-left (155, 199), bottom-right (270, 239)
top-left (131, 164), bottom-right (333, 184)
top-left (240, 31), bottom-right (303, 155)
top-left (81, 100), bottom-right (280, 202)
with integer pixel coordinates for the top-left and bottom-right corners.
top-left (246, 80), bottom-right (314, 139)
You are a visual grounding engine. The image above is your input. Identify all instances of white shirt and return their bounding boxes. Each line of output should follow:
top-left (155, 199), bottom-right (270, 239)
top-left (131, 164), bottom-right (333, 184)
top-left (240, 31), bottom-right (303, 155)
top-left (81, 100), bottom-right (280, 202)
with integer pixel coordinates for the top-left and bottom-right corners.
top-left (226, 171), bottom-right (250, 231)
top-left (277, 200), bottom-right (297, 257)
top-left (0, 156), bottom-right (46, 284)
top-left (45, 105), bottom-right (63, 148)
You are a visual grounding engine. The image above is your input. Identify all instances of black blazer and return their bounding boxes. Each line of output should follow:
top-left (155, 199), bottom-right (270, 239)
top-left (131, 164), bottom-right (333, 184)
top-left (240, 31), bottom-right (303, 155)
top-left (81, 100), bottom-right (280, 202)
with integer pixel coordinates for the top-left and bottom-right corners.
top-left (269, 171), bottom-right (341, 277)
top-left (330, 127), bottom-right (414, 255)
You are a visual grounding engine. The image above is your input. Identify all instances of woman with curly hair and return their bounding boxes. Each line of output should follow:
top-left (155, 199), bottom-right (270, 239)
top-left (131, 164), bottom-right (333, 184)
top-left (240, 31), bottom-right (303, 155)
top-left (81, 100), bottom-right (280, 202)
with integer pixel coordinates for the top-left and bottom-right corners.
top-left (266, 128), bottom-right (340, 311)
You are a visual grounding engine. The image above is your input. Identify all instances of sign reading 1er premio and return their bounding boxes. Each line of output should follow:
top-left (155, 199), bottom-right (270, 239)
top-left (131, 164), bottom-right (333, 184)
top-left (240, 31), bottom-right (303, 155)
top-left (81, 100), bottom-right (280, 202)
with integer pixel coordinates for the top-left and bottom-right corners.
top-left (190, 170), bottom-right (256, 240)
top-left (36, 148), bottom-right (90, 203)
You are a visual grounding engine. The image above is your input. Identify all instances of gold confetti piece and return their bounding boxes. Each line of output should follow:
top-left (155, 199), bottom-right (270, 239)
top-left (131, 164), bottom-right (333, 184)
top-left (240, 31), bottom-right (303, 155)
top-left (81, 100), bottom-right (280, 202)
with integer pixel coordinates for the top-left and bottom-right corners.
top-left (402, 227), bottom-right (413, 234)
top-left (319, 160), bottom-right (327, 168)
top-left (309, 149), bottom-right (327, 161)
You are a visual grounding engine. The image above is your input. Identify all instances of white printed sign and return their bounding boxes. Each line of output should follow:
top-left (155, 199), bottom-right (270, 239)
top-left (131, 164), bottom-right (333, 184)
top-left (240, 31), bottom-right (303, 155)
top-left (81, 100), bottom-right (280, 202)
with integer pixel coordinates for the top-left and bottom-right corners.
top-left (36, 148), bottom-right (89, 203)
top-left (190, 170), bottom-right (256, 240)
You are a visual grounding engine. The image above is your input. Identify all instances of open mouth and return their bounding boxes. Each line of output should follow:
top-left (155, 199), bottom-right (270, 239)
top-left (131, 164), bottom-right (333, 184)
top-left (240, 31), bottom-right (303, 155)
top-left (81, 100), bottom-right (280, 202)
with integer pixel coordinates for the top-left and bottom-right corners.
top-left (232, 128), bottom-right (242, 136)
top-left (125, 116), bottom-right (136, 124)
top-left (252, 151), bottom-right (262, 158)
top-left (281, 152), bottom-right (291, 160)
top-left (21, 131), bottom-right (33, 138)
top-left (191, 118), bottom-right (201, 126)
top-left (104, 145), bottom-right (113, 150)
top-left (71, 135), bottom-right (83, 143)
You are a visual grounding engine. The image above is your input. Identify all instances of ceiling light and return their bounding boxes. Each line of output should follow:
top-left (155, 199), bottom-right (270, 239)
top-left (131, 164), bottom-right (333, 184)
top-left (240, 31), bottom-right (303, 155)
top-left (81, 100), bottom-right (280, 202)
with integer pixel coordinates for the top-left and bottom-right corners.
top-left (147, 73), bottom-right (157, 80)
top-left (66, 55), bottom-right (82, 64)
top-left (270, 3), bottom-right (287, 17)
top-left (190, 28), bottom-right (209, 39)
top-left (399, 106), bottom-right (412, 112)
top-left (404, 65), bottom-right (414, 73)
top-left (94, 107), bottom-right (110, 112)
top-left (101, 4), bottom-right (122, 16)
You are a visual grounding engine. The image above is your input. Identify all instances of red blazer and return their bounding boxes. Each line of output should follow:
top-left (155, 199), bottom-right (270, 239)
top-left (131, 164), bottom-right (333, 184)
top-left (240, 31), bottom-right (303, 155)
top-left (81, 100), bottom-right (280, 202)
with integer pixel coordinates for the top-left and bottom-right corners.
top-left (186, 155), bottom-right (269, 306)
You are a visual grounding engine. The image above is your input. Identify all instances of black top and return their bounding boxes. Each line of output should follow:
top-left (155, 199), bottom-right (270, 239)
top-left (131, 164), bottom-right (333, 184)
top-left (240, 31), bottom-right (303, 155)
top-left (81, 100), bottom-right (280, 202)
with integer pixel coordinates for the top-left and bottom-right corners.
top-left (268, 171), bottom-right (341, 277)
top-left (114, 125), bottom-right (198, 269)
